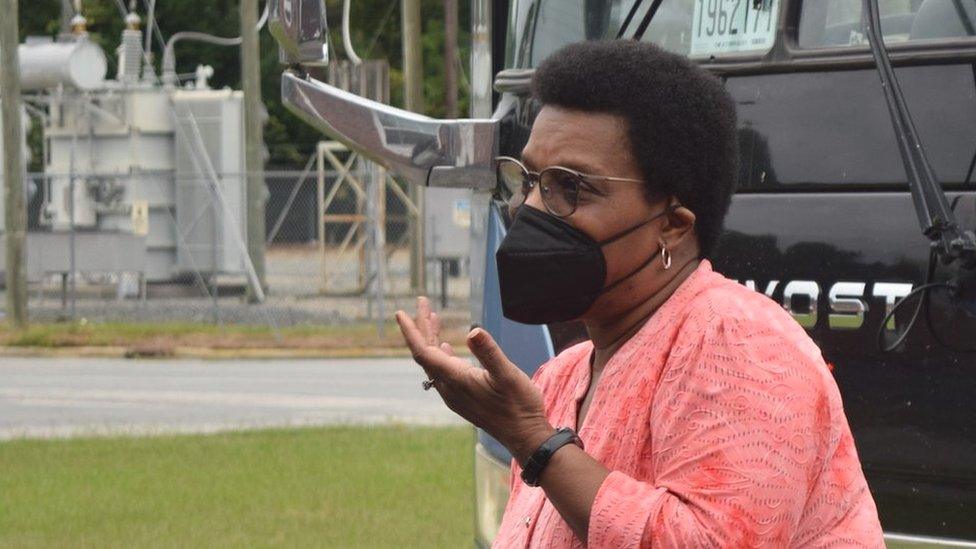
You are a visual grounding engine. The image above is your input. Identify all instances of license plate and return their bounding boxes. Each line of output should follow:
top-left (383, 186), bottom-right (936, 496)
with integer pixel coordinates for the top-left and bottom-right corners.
top-left (691, 0), bottom-right (779, 56)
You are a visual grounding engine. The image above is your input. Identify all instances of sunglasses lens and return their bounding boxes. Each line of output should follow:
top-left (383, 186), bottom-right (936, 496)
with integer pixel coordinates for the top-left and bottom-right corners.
top-left (497, 159), bottom-right (529, 207)
top-left (540, 169), bottom-right (580, 217)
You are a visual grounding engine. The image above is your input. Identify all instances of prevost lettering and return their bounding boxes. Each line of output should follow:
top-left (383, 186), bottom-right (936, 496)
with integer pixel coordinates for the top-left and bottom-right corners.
top-left (740, 280), bottom-right (913, 331)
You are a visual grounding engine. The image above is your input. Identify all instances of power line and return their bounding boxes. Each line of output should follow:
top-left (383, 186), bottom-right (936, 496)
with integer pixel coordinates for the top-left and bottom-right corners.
top-left (365, 0), bottom-right (398, 59)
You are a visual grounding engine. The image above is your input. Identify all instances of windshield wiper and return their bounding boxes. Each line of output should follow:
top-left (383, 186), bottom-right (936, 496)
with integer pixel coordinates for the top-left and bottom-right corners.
top-left (862, 0), bottom-right (976, 267)
top-left (616, 0), bottom-right (644, 39)
top-left (616, 0), bottom-right (665, 40)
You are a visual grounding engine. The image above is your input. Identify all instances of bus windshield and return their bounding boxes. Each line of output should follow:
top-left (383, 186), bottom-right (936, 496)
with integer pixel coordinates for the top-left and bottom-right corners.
top-left (799, 0), bottom-right (976, 48)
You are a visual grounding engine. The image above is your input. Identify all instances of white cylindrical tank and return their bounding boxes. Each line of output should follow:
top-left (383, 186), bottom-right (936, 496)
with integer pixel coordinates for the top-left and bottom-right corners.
top-left (19, 38), bottom-right (107, 91)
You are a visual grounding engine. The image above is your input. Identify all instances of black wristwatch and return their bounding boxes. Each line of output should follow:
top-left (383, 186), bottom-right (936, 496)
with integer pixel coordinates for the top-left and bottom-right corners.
top-left (520, 427), bottom-right (585, 487)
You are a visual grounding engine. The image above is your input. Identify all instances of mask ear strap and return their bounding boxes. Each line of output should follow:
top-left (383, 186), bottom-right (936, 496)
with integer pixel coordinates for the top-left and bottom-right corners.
top-left (601, 243), bottom-right (662, 294)
top-left (597, 204), bottom-right (677, 247)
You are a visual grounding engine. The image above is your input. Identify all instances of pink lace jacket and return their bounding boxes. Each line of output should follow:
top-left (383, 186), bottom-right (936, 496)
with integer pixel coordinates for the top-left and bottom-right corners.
top-left (492, 260), bottom-right (884, 548)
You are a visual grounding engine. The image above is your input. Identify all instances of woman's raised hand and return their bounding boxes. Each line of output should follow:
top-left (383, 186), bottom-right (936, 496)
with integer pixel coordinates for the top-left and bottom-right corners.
top-left (395, 297), bottom-right (554, 463)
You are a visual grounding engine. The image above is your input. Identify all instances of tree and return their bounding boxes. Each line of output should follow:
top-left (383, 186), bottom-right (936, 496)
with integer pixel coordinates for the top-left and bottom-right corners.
top-left (19, 0), bottom-right (471, 169)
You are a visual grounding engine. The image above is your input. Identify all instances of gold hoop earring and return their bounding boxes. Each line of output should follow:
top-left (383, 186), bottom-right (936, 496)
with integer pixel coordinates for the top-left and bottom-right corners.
top-left (660, 242), bottom-right (672, 270)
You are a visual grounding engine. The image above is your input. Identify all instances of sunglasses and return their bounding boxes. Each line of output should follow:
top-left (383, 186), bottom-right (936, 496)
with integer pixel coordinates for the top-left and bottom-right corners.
top-left (495, 156), bottom-right (646, 218)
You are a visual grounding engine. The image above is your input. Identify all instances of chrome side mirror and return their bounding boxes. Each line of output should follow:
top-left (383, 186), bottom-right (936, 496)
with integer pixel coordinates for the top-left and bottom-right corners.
top-left (268, 0), bottom-right (329, 66)
top-left (280, 71), bottom-right (498, 190)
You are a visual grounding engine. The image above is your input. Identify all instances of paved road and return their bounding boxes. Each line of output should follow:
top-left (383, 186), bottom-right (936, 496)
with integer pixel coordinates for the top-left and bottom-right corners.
top-left (0, 357), bottom-right (465, 440)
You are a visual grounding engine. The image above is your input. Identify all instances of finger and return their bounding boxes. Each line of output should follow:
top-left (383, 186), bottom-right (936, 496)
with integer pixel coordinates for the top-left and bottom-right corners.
top-left (421, 299), bottom-right (440, 347)
top-left (396, 311), bottom-right (432, 370)
top-left (396, 311), bottom-right (467, 381)
top-left (439, 341), bottom-right (456, 357)
top-left (466, 328), bottom-right (520, 384)
top-left (416, 297), bottom-right (436, 346)
top-left (430, 311), bottom-right (443, 345)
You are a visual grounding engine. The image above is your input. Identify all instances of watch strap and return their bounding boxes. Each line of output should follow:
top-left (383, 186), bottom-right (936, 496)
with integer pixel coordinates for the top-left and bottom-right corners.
top-left (520, 427), bottom-right (584, 487)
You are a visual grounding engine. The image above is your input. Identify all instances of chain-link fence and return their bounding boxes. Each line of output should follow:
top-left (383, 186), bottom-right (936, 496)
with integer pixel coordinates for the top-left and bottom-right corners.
top-left (0, 162), bottom-right (471, 331)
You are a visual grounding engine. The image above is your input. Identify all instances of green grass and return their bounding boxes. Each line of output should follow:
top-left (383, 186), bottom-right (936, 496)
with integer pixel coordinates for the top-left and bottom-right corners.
top-left (0, 426), bottom-right (475, 548)
top-left (0, 320), bottom-right (398, 346)
top-left (0, 320), bottom-right (470, 354)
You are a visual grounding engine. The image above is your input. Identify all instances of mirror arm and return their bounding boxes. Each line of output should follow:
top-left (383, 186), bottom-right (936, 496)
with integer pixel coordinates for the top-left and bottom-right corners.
top-left (281, 70), bottom-right (499, 191)
top-left (863, 0), bottom-right (976, 267)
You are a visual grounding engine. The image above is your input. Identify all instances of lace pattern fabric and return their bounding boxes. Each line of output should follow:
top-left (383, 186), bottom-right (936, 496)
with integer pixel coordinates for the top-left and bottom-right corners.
top-left (491, 260), bottom-right (884, 548)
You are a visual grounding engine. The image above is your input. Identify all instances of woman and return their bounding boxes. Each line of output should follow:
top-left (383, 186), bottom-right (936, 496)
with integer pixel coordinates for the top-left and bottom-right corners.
top-left (396, 41), bottom-right (884, 548)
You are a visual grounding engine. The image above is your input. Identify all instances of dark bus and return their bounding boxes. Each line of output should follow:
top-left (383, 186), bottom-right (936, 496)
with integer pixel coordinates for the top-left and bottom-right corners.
top-left (270, 0), bottom-right (976, 546)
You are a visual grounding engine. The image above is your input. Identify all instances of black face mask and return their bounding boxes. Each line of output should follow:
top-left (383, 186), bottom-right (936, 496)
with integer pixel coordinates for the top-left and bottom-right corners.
top-left (496, 205), bottom-right (670, 325)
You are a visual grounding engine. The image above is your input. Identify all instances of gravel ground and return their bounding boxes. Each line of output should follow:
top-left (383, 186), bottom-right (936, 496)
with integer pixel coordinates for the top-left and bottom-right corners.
top-left (1, 246), bottom-right (471, 326)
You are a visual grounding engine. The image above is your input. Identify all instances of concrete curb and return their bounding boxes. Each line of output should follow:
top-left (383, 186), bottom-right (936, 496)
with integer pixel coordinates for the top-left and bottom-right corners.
top-left (0, 346), bottom-right (471, 360)
top-left (0, 345), bottom-right (435, 360)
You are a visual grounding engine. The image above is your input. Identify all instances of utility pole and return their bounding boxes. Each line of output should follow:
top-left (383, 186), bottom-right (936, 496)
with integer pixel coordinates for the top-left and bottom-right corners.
top-left (241, 0), bottom-right (266, 301)
top-left (1, 0), bottom-right (27, 327)
top-left (402, 0), bottom-right (425, 292)
top-left (444, 0), bottom-right (458, 119)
